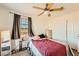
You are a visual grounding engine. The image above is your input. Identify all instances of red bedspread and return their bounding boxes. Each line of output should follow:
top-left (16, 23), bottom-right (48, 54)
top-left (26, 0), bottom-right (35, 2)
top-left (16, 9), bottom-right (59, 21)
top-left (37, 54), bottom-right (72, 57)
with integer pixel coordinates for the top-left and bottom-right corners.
top-left (32, 39), bottom-right (67, 56)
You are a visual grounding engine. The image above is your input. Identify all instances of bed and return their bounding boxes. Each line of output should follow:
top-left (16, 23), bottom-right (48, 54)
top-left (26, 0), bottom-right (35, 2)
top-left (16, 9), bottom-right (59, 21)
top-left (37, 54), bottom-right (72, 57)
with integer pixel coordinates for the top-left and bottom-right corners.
top-left (29, 38), bottom-right (67, 56)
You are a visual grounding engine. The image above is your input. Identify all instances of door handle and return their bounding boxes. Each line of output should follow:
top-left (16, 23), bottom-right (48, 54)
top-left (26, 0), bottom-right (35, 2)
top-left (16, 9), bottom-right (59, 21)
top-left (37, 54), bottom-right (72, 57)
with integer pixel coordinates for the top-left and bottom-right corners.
top-left (77, 36), bottom-right (79, 37)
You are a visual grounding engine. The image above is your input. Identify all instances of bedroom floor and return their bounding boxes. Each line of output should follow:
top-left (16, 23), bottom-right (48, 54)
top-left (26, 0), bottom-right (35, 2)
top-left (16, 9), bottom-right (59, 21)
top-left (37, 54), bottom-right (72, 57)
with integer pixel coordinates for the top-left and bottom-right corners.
top-left (11, 50), bottom-right (31, 56)
top-left (72, 49), bottom-right (79, 56)
top-left (11, 49), bottom-right (79, 56)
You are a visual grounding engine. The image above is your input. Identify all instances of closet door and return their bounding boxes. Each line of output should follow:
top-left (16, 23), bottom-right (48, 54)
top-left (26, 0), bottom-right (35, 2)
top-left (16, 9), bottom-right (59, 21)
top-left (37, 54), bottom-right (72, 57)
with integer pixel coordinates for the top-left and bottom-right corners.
top-left (73, 20), bottom-right (79, 49)
top-left (67, 14), bottom-right (79, 49)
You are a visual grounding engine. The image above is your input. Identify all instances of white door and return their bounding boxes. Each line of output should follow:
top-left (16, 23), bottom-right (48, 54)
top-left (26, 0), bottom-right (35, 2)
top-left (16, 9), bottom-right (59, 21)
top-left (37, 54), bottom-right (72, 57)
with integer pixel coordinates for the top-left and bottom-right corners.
top-left (67, 14), bottom-right (79, 50)
top-left (73, 20), bottom-right (79, 50)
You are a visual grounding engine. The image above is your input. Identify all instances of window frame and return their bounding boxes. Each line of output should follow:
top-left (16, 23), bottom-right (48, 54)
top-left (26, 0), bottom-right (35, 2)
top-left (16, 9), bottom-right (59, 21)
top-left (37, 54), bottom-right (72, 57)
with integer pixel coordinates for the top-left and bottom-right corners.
top-left (20, 17), bottom-right (28, 38)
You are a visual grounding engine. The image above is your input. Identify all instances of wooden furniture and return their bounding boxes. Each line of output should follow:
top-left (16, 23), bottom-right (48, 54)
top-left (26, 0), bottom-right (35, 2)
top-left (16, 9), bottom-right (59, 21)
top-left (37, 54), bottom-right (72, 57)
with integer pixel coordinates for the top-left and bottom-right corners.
top-left (0, 30), bottom-right (11, 56)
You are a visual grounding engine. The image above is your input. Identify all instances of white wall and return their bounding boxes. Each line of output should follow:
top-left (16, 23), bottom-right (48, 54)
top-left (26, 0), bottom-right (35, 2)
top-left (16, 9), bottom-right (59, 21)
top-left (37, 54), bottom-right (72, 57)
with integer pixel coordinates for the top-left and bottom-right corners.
top-left (49, 11), bottom-right (79, 49)
top-left (0, 5), bottom-right (14, 32)
top-left (32, 15), bottom-right (49, 35)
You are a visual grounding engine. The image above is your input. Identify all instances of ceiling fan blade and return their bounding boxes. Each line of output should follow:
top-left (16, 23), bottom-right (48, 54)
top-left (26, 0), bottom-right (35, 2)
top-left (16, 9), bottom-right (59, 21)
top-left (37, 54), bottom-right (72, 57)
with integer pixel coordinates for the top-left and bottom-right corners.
top-left (38, 11), bottom-right (44, 16)
top-left (45, 3), bottom-right (54, 9)
top-left (47, 3), bottom-right (54, 9)
top-left (50, 7), bottom-right (64, 11)
top-left (33, 6), bottom-right (44, 10)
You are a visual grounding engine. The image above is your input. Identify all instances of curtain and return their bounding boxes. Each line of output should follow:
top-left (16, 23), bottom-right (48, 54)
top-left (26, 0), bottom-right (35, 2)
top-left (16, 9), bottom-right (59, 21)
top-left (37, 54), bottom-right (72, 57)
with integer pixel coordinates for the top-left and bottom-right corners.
top-left (28, 17), bottom-right (34, 37)
top-left (11, 14), bottom-right (21, 39)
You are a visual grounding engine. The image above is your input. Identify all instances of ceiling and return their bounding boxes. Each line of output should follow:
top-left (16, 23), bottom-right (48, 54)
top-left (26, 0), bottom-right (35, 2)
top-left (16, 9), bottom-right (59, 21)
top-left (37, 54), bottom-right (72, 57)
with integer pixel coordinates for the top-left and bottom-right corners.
top-left (1, 3), bottom-right (79, 16)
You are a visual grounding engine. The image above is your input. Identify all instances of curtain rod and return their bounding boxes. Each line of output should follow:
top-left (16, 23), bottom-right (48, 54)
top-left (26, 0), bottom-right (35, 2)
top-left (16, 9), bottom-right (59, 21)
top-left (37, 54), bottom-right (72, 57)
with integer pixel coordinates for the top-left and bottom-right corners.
top-left (9, 11), bottom-right (29, 17)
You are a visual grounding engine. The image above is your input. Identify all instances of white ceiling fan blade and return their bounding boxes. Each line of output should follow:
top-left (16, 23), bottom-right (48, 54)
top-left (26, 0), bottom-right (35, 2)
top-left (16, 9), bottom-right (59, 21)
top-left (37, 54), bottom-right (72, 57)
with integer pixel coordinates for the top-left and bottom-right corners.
top-left (38, 11), bottom-right (45, 16)
top-left (33, 6), bottom-right (44, 10)
top-left (50, 7), bottom-right (64, 11)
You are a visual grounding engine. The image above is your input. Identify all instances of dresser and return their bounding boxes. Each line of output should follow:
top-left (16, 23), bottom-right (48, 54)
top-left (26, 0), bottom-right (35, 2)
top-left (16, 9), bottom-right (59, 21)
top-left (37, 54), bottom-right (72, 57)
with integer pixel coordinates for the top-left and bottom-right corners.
top-left (0, 30), bottom-right (11, 56)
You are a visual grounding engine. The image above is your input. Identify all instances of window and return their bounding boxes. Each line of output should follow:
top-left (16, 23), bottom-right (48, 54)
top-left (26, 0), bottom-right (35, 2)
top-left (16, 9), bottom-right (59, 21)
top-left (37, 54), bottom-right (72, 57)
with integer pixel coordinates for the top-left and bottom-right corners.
top-left (20, 18), bottom-right (28, 39)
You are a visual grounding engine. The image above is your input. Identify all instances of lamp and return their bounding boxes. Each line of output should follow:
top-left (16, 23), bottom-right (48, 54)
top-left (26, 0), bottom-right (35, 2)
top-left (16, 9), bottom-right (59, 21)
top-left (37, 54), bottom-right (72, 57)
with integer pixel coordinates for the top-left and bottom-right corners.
top-left (45, 29), bottom-right (52, 39)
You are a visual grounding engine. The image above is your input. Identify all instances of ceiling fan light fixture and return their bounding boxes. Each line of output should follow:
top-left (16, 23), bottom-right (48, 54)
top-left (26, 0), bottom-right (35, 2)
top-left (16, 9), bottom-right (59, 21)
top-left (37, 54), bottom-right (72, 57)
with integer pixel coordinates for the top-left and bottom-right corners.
top-left (48, 13), bottom-right (51, 17)
top-left (44, 11), bottom-right (50, 15)
top-left (44, 11), bottom-right (51, 16)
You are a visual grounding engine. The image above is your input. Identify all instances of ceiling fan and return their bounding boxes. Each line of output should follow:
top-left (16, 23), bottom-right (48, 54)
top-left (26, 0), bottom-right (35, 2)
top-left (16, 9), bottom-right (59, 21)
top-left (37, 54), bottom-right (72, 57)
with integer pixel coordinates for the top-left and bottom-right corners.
top-left (33, 3), bottom-right (64, 16)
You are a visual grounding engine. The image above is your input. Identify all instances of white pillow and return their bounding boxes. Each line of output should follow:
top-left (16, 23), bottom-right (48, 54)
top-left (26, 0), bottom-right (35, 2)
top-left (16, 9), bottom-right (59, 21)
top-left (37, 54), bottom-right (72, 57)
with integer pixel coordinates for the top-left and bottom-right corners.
top-left (32, 35), bottom-right (40, 40)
